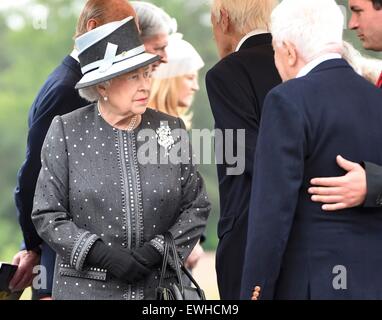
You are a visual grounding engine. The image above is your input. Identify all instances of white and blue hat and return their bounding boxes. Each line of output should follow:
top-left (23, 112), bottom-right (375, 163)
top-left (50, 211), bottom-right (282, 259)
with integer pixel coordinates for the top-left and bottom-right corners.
top-left (75, 17), bottom-right (160, 89)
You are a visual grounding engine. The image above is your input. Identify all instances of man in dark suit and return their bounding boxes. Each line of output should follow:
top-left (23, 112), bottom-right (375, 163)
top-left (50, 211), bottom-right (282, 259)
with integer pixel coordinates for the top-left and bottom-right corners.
top-left (10, 0), bottom-right (137, 298)
top-left (205, 0), bottom-right (281, 299)
top-left (309, 0), bottom-right (382, 211)
top-left (241, 0), bottom-right (382, 300)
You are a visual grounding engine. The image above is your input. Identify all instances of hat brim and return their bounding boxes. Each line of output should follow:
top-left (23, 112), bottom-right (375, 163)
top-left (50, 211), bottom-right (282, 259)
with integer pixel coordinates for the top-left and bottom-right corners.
top-left (75, 52), bottom-right (160, 89)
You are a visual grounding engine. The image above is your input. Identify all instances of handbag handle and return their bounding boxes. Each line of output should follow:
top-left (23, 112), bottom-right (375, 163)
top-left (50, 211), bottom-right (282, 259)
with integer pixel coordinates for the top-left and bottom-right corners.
top-left (158, 232), bottom-right (205, 298)
top-left (158, 232), bottom-right (184, 293)
top-left (181, 265), bottom-right (204, 295)
top-left (168, 234), bottom-right (205, 298)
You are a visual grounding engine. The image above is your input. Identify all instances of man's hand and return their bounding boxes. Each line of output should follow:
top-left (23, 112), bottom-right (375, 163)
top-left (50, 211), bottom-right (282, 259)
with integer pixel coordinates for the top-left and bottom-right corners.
top-left (185, 242), bottom-right (204, 270)
top-left (308, 155), bottom-right (367, 211)
top-left (9, 250), bottom-right (40, 292)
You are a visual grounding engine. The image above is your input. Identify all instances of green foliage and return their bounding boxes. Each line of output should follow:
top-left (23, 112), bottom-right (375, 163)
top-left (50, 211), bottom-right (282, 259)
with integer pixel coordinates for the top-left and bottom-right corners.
top-left (0, 1), bottom-right (82, 261)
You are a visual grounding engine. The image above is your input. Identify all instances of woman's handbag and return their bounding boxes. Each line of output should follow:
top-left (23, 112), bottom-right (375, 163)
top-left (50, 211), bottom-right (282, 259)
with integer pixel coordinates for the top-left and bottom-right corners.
top-left (156, 232), bottom-right (206, 300)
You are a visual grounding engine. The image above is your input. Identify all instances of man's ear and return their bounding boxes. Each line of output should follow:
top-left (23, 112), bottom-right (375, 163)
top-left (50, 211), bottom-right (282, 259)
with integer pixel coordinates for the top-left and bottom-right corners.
top-left (86, 19), bottom-right (98, 32)
top-left (219, 9), bottom-right (230, 34)
top-left (283, 41), bottom-right (298, 67)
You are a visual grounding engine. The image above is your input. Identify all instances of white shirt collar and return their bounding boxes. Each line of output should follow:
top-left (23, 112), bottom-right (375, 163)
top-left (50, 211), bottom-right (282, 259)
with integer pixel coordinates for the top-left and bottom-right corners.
top-left (235, 29), bottom-right (268, 52)
top-left (296, 53), bottom-right (342, 78)
top-left (70, 49), bottom-right (80, 62)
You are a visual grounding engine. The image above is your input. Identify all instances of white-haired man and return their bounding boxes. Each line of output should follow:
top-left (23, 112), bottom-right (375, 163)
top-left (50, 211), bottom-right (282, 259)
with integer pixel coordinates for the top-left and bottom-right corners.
top-left (205, 0), bottom-right (281, 299)
top-left (241, 0), bottom-right (382, 300)
top-left (309, 0), bottom-right (382, 211)
top-left (131, 1), bottom-right (175, 70)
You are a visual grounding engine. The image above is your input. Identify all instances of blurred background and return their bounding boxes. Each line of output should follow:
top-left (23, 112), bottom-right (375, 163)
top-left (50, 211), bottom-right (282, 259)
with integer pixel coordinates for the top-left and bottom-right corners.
top-left (0, 0), bottom-right (381, 299)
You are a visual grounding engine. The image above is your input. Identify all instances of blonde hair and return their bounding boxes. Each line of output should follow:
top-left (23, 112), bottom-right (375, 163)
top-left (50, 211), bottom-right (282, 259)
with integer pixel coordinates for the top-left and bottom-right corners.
top-left (148, 76), bottom-right (193, 130)
top-left (342, 41), bottom-right (382, 84)
top-left (211, 0), bottom-right (278, 34)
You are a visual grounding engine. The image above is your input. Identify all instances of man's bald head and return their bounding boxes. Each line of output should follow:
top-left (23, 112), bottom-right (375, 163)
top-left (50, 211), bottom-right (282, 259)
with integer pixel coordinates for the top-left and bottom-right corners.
top-left (74, 0), bottom-right (136, 39)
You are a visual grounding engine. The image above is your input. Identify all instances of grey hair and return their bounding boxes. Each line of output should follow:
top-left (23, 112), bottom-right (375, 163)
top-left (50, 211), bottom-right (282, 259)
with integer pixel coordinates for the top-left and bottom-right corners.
top-left (342, 41), bottom-right (382, 84)
top-left (78, 80), bottom-right (111, 102)
top-left (131, 1), bottom-right (177, 39)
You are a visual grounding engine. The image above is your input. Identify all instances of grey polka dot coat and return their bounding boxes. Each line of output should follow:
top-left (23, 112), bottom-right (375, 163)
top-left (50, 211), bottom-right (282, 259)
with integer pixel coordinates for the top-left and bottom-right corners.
top-left (32, 105), bottom-right (211, 300)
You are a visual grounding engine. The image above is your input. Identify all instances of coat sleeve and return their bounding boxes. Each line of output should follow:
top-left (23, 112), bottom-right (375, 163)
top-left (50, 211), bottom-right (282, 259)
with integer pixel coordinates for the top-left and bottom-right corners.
top-left (206, 62), bottom-right (260, 177)
top-left (15, 84), bottom-right (86, 250)
top-left (240, 89), bottom-right (307, 299)
top-left (32, 115), bottom-right (100, 271)
top-left (149, 118), bottom-right (211, 263)
top-left (363, 162), bottom-right (382, 207)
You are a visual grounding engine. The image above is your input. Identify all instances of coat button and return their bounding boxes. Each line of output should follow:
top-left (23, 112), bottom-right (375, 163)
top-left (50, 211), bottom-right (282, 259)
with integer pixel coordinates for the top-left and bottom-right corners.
top-left (251, 286), bottom-right (261, 300)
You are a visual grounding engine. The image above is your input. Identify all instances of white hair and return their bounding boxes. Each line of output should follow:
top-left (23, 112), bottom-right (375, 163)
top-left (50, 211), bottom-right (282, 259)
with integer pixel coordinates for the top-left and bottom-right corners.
top-left (342, 41), bottom-right (382, 84)
top-left (271, 0), bottom-right (344, 62)
top-left (131, 1), bottom-right (177, 39)
top-left (211, 0), bottom-right (278, 35)
top-left (78, 80), bottom-right (111, 102)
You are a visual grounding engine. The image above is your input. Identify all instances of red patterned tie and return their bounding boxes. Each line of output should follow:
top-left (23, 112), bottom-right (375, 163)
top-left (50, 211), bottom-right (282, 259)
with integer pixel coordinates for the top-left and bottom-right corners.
top-left (377, 71), bottom-right (382, 88)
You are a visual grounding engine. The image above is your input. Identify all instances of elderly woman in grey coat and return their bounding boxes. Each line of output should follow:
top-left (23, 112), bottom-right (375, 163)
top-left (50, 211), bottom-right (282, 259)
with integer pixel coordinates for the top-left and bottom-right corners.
top-left (31, 17), bottom-right (210, 300)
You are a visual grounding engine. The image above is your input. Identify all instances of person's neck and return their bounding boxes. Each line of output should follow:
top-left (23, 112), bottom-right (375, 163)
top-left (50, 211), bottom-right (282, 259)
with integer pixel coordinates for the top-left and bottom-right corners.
top-left (98, 101), bottom-right (140, 131)
top-left (230, 32), bottom-right (246, 54)
top-left (219, 31), bottom-right (246, 58)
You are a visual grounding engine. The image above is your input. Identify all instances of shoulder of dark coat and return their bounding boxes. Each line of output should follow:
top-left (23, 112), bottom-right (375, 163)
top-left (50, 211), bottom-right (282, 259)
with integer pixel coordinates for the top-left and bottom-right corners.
top-left (207, 44), bottom-right (275, 80)
top-left (43, 57), bottom-right (82, 90)
top-left (29, 60), bottom-right (85, 120)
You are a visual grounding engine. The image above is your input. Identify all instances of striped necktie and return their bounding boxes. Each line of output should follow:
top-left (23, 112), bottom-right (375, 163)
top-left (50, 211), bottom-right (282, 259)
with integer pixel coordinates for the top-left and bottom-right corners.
top-left (377, 71), bottom-right (382, 88)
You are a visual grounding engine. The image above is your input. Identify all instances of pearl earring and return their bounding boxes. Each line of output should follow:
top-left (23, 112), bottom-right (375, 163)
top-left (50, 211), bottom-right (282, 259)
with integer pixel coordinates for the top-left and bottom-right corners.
top-left (103, 96), bottom-right (108, 101)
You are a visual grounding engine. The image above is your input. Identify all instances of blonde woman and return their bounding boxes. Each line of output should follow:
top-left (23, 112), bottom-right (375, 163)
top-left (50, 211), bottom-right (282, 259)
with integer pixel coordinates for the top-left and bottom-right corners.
top-left (148, 34), bottom-right (205, 269)
top-left (148, 34), bottom-right (204, 131)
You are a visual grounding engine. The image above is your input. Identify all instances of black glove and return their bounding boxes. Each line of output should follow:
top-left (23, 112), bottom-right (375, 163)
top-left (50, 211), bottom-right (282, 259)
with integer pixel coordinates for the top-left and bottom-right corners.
top-left (86, 240), bottom-right (150, 283)
top-left (131, 242), bottom-right (162, 268)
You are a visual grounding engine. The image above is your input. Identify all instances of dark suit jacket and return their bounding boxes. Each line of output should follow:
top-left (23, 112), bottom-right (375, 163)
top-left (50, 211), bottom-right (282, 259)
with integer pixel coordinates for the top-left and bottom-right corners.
top-left (363, 80), bottom-right (382, 207)
top-left (205, 33), bottom-right (281, 299)
top-left (241, 59), bottom-right (382, 300)
top-left (14, 55), bottom-right (88, 296)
